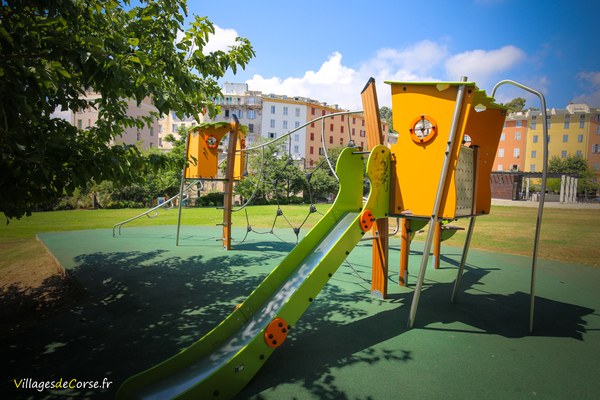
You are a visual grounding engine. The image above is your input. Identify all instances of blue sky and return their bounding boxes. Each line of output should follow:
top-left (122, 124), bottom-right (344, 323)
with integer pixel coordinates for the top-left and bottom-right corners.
top-left (189, 0), bottom-right (599, 110)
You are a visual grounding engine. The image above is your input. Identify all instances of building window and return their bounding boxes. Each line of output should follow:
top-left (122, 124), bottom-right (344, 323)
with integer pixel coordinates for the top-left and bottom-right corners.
top-left (561, 150), bottom-right (567, 158)
top-left (500, 133), bottom-right (505, 141)
top-left (172, 124), bottom-right (177, 133)
top-left (562, 134), bottom-right (568, 143)
top-left (596, 126), bottom-right (600, 134)
top-left (294, 145), bottom-right (299, 153)
top-left (311, 108), bottom-right (315, 115)
top-left (352, 128), bottom-right (356, 136)
top-left (497, 164), bottom-right (503, 171)
top-left (531, 150), bottom-right (536, 158)
top-left (248, 123), bottom-right (254, 133)
top-left (158, 138), bottom-right (162, 147)
top-left (270, 105), bottom-right (276, 114)
top-left (283, 107), bottom-right (288, 116)
top-left (294, 134), bottom-right (299, 142)
top-left (270, 119), bottom-right (275, 128)
top-left (329, 136), bottom-right (333, 144)
top-left (513, 148), bottom-right (520, 158)
top-left (532, 135), bottom-right (538, 143)
top-left (352, 117), bottom-right (356, 124)
top-left (594, 163), bottom-right (599, 171)
top-left (592, 144), bottom-right (600, 154)
top-left (247, 110), bottom-right (256, 119)
top-left (576, 150), bottom-right (582, 157)
top-left (310, 132), bottom-right (314, 141)
top-left (322, 110), bottom-right (326, 116)
top-left (340, 126), bottom-right (344, 133)
top-left (580, 114), bottom-right (585, 128)
top-left (268, 132), bottom-right (276, 139)
top-left (295, 108), bottom-right (300, 117)
top-left (360, 130), bottom-right (366, 137)
top-left (564, 115), bottom-right (570, 129)
top-left (578, 134), bottom-right (584, 142)
top-left (530, 164), bottom-right (536, 171)
top-left (498, 148), bottom-right (504, 158)
top-left (136, 132), bottom-right (141, 141)
top-left (310, 146), bottom-right (314, 155)
top-left (531, 116), bottom-right (537, 129)
top-left (283, 120), bottom-right (288, 130)
top-left (516, 120), bottom-right (522, 127)
top-left (77, 119), bottom-right (83, 129)
top-left (515, 131), bottom-right (521, 140)
top-left (319, 147), bottom-right (324, 155)
top-left (330, 124), bottom-right (334, 132)
top-left (224, 109), bottom-right (230, 117)
top-left (237, 110), bottom-right (244, 119)
top-left (294, 121), bottom-right (300, 129)
top-left (149, 127), bottom-right (154, 137)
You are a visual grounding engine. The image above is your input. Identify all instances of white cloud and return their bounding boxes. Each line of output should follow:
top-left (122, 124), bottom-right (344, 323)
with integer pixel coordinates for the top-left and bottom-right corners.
top-left (203, 25), bottom-right (239, 54)
top-left (176, 24), bottom-right (239, 55)
top-left (244, 43), bottom-right (528, 110)
top-left (444, 45), bottom-right (526, 85)
top-left (247, 41), bottom-right (448, 109)
top-left (572, 71), bottom-right (600, 106)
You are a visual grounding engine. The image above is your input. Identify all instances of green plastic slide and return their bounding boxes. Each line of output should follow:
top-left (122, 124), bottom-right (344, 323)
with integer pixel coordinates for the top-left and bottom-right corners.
top-left (117, 145), bottom-right (390, 399)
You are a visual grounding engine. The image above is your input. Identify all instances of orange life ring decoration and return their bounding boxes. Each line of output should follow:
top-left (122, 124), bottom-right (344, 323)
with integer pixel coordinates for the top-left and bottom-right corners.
top-left (359, 209), bottom-right (375, 232)
top-left (205, 134), bottom-right (219, 149)
top-left (409, 115), bottom-right (437, 144)
top-left (264, 317), bottom-right (289, 348)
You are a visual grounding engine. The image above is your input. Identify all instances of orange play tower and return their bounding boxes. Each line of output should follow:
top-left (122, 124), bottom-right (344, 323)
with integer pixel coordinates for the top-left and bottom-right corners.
top-left (361, 78), bottom-right (508, 327)
top-left (176, 116), bottom-right (247, 249)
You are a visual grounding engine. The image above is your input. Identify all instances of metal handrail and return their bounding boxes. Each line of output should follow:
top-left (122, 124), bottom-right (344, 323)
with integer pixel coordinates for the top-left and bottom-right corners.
top-left (112, 180), bottom-right (203, 237)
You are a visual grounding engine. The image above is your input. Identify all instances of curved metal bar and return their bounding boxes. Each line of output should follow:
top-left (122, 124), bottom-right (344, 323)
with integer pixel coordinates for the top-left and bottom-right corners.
top-left (492, 79), bottom-right (548, 334)
top-left (112, 180), bottom-right (202, 237)
top-left (241, 110), bottom-right (363, 152)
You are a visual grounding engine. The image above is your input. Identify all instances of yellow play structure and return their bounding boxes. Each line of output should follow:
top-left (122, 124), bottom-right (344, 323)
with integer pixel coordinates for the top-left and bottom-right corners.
top-left (177, 117), bottom-right (247, 250)
top-left (178, 77), bottom-right (547, 332)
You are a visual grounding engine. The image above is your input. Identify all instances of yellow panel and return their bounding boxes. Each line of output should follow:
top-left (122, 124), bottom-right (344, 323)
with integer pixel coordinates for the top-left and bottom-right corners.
top-left (388, 82), bottom-right (475, 219)
top-left (184, 131), bottom-right (201, 179)
top-left (463, 94), bottom-right (507, 214)
top-left (233, 131), bottom-right (246, 180)
top-left (185, 124), bottom-right (231, 179)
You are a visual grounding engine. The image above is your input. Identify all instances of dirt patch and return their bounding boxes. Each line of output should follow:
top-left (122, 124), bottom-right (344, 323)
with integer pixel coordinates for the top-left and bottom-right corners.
top-left (0, 242), bottom-right (82, 340)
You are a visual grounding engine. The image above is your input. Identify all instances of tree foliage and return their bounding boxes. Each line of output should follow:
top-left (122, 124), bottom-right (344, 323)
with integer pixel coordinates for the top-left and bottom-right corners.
top-left (0, 0), bottom-right (255, 221)
top-left (379, 106), bottom-right (393, 132)
top-left (503, 97), bottom-right (526, 112)
top-left (548, 154), bottom-right (599, 196)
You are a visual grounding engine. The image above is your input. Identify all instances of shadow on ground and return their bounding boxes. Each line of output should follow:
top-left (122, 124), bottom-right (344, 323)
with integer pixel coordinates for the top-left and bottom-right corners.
top-left (2, 239), bottom-right (595, 400)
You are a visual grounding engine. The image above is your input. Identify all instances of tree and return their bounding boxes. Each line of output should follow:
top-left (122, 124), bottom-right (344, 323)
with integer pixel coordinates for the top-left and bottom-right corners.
top-left (503, 97), bottom-right (526, 112)
top-left (380, 106), bottom-right (394, 132)
top-left (548, 155), bottom-right (599, 197)
top-left (0, 0), bottom-right (255, 221)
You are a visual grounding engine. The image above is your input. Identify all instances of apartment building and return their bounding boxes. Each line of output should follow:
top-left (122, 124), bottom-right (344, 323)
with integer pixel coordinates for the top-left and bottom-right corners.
top-left (72, 91), bottom-right (160, 150)
top-left (524, 104), bottom-right (595, 173)
top-left (157, 112), bottom-right (200, 150)
top-left (210, 82), bottom-right (263, 145)
top-left (495, 112), bottom-right (528, 172)
top-left (209, 83), bottom-right (389, 169)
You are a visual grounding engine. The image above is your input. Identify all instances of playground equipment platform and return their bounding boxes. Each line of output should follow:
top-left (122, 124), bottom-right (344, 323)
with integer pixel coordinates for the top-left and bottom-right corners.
top-left (3, 224), bottom-right (600, 399)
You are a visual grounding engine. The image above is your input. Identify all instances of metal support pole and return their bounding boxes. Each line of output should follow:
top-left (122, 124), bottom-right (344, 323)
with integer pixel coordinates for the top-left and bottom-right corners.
top-left (492, 79), bottom-right (549, 334)
top-left (451, 216), bottom-right (477, 302)
top-left (408, 77), bottom-right (469, 328)
top-left (176, 131), bottom-right (192, 246)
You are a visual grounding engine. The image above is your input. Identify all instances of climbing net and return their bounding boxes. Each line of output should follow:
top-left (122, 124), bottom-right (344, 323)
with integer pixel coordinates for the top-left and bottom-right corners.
top-left (232, 109), bottom-right (364, 245)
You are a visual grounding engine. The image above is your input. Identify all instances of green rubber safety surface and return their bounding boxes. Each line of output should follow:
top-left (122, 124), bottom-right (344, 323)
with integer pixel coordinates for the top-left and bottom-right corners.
top-left (3, 224), bottom-right (599, 399)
